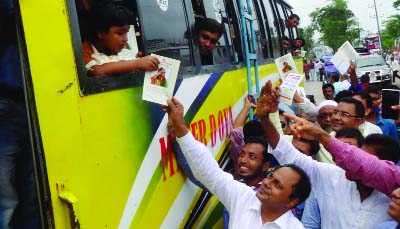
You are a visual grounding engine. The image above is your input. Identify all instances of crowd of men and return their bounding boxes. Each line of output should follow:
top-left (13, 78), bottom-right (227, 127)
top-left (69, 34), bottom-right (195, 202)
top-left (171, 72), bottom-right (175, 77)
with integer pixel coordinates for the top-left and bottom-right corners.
top-left (165, 60), bottom-right (400, 228)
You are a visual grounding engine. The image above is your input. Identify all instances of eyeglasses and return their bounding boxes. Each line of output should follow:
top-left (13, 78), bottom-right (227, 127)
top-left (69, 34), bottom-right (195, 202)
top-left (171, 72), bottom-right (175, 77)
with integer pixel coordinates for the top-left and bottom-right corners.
top-left (318, 112), bottom-right (333, 119)
top-left (333, 110), bottom-right (360, 118)
top-left (201, 34), bottom-right (219, 44)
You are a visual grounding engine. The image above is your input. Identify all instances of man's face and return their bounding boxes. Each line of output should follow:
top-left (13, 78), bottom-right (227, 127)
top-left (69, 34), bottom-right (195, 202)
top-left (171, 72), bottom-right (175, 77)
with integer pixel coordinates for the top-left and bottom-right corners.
top-left (98, 25), bottom-right (130, 55)
top-left (293, 39), bottom-right (304, 48)
top-left (282, 40), bottom-right (291, 50)
top-left (331, 102), bottom-right (363, 132)
top-left (323, 87), bottom-right (334, 100)
top-left (368, 92), bottom-right (381, 110)
top-left (256, 167), bottom-right (300, 209)
top-left (387, 188), bottom-right (400, 222)
top-left (287, 18), bottom-right (299, 27)
top-left (237, 143), bottom-right (267, 180)
top-left (318, 105), bottom-right (336, 130)
top-left (197, 30), bottom-right (221, 55)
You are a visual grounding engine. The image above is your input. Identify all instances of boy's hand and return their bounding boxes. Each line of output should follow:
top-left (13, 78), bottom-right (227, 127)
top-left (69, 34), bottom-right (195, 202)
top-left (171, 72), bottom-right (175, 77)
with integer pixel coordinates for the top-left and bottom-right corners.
top-left (138, 56), bottom-right (159, 71)
top-left (257, 81), bottom-right (279, 119)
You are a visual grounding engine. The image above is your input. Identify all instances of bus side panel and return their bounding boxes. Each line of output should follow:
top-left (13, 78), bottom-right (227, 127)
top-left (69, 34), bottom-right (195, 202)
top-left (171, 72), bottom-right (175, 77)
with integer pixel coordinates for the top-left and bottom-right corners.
top-left (19, 0), bottom-right (303, 227)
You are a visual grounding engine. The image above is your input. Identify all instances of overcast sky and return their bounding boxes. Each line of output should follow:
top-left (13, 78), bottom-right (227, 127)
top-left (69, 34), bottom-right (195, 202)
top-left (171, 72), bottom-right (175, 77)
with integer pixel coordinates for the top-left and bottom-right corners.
top-left (286, 0), bottom-right (398, 36)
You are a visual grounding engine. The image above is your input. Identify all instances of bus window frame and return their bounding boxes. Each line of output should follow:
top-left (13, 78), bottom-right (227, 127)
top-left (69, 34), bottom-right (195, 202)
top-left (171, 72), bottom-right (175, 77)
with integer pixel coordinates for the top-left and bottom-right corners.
top-left (66, 0), bottom-right (151, 96)
top-left (268, 0), bottom-right (284, 56)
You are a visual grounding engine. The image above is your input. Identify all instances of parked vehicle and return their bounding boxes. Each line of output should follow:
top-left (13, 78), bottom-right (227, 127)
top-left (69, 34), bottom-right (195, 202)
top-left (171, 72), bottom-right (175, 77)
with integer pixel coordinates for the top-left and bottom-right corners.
top-left (355, 55), bottom-right (392, 86)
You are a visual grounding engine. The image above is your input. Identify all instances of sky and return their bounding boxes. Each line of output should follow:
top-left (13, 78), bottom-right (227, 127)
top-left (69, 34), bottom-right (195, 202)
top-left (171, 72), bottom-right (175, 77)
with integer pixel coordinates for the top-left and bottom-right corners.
top-left (286, 0), bottom-right (398, 36)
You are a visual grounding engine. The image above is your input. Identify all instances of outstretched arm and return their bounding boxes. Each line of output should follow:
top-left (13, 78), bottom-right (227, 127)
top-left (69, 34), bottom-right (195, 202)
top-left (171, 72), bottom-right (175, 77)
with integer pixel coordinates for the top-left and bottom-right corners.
top-left (257, 81), bottom-right (280, 148)
top-left (284, 113), bottom-right (400, 197)
top-left (88, 56), bottom-right (159, 76)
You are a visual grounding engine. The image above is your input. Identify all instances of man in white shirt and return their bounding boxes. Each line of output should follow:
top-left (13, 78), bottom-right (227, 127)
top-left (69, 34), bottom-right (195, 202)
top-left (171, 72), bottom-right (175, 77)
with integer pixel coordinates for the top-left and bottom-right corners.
top-left (165, 96), bottom-right (311, 228)
top-left (256, 82), bottom-right (391, 228)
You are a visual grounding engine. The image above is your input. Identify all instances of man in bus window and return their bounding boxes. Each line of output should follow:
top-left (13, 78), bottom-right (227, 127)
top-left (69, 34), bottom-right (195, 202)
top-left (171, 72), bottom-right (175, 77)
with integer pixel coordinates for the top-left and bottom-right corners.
top-left (194, 18), bottom-right (225, 65)
top-left (285, 14), bottom-right (300, 28)
top-left (82, 1), bottom-right (159, 76)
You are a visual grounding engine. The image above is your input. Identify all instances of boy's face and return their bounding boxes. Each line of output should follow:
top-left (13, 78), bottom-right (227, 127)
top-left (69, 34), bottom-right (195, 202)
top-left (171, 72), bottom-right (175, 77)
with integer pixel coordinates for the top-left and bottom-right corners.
top-left (197, 30), bottom-right (221, 55)
top-left (98, 25), bottom-right (130, 55)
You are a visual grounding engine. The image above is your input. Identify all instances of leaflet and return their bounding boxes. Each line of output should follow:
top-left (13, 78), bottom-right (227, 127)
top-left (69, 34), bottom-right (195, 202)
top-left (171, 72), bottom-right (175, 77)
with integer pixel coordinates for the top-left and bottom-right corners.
top-left (142, 54), bottom-right (181, 105)
top-left (275, 53), bottom-right (298, 79)
top-left (331, 41), bottom-right (359, 74)
top-left (279, 73), bottom-right (304, 105)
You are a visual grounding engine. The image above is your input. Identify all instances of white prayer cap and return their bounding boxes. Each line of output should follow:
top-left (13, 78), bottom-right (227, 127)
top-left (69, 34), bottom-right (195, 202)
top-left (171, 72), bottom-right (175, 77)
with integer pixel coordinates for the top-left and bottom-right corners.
top-left (317, 100), bottom-right (338, 112)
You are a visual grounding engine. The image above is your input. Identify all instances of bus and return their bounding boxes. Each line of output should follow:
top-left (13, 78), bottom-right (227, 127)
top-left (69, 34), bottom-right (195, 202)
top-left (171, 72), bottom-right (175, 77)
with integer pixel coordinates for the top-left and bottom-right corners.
top-left (12, 0), bottom-right (302, 227)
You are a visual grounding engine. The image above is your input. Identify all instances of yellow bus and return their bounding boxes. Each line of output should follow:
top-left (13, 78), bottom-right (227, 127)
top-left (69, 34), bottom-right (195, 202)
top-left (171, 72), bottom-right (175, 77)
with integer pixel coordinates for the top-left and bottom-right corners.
top-left (14, 0), bottom-right (302, 227)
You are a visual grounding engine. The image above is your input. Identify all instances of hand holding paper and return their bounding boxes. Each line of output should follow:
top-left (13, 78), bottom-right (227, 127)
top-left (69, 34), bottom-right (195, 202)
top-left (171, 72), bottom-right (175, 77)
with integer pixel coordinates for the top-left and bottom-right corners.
top-left (331, 41), bottom-right (359, 74)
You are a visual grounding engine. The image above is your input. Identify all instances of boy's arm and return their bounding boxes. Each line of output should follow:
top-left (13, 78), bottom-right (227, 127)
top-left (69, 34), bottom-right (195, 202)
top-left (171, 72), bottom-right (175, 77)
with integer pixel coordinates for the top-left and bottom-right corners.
top-left (88, 56), bottom-right (159, 76)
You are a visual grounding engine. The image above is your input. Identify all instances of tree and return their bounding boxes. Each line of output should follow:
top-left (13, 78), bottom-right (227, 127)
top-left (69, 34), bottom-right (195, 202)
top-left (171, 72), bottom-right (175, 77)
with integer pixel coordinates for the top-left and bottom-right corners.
top-left (394, 0), bottom-right (400, 10)
top-left (310, 0), bottom-right (359, 50)
top-left (381, 15), bottom-right (400, 50)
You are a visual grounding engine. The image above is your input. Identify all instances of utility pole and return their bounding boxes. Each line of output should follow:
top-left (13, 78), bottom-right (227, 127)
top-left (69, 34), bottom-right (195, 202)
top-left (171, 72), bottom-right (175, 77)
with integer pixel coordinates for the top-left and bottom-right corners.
top-left (373, 0), bottom-right (383, 52)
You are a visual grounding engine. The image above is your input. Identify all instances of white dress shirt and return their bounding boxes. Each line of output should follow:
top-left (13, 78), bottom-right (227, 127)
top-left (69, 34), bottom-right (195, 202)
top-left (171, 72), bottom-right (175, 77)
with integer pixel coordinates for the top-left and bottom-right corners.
top-left (359, 121), bottom-right (383, 135)
top-left (177, 133), bottom-right (304, 229)
top-left (270, 136), bottom-right (391, 229)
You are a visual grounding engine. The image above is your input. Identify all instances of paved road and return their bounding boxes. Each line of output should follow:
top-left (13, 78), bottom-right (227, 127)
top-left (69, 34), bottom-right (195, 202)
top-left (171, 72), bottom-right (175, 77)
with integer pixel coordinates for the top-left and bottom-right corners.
top-left (304, 79), bottom-right (400, 106)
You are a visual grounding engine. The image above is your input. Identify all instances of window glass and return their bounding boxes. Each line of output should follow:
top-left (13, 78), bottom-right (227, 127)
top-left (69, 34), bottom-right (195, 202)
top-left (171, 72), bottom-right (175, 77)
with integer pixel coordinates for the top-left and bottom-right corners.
top-left (275, 2), bottom-right (287, 37)
top-left (202, 0), bottom-right (233, 65)
top-left (262, 0), bottom-right (280, 58)
top-left (137, 0), bottom-right (192, 67)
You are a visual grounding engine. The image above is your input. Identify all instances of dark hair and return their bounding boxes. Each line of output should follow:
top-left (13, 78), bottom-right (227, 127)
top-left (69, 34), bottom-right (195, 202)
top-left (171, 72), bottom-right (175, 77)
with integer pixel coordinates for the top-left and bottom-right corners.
top-left (195, 18), bottom-right (225, 35)
top-left (88, 1), bottom-right (134, 41)
top-left (282, 36), bottom-right (290, 42)
top-left (334, 90), bottom-right (354, 103)
top-left (364, 134), bottom-right (400, 164)
top-left (353, 91), bottom-right (373, 108)
top-left (243, 120), bottom-right (265, 140)
top-left (335, 127), bottom-right (364, 147)
top-left (279, 164), bottom-right (311, 203)
top-left (244, 136), bottom-right (274, 162)
top-left (364, 85), bottom-right (380, 95)
top-left (322, 83), bottom-right (334, 92)
top-left (360, 74), bottom-right (370, 83)
top-left (330, 73), bottom-right (339, 82)
top-left (308, 140), bottom-right (321, 156)
top-left (288, 14), bottom-right (300, 21)
top-left (339, 97), bottom-right (365, 118)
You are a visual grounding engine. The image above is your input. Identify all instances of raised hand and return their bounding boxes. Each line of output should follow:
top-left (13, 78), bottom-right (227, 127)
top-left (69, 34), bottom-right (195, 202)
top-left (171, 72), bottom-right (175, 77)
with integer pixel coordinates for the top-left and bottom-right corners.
top-left (163, 97), bottom-right (188, 137)
top-left (283, 113), bottom-right (328, 143)
top-left (257, 81), bottom-right (279, 119)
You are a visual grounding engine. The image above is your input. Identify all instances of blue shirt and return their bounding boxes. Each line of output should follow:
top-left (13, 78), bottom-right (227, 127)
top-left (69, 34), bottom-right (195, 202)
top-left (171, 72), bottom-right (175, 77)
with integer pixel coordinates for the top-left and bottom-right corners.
top-left (348, 83), bottom-right (362, 92)
top-left (374, 221), bottom-right (398, 229)
top-left (301, 191), bottom-right (321, 229)
top-left (375, 114), bottom-right (400, 142)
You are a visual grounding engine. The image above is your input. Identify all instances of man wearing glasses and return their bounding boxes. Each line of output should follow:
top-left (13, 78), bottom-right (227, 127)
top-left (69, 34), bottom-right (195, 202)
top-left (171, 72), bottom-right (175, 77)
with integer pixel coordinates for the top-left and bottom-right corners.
top-left (194, 18), bottom-right (225, 65)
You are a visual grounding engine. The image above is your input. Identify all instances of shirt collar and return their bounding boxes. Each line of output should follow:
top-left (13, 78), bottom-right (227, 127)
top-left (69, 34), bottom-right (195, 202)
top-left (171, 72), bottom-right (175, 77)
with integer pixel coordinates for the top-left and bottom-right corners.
top-left (375, 113), bottom-right (384, 124)
top-left (248, 199), bottom-right (295, 228)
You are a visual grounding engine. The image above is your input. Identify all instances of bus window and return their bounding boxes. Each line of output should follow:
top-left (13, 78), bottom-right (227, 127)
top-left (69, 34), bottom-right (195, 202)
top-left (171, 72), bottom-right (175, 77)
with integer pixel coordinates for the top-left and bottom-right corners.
top-left (70, 0), bottom-right (152, 95)
top-left (192, 0), bottom-right (240, 66)
top-left (262, 0), bottom-right (281, 58)
top-left (253, 0), bottom-right (271, 59)
top-left (137, 0), bottom-right (192, 67)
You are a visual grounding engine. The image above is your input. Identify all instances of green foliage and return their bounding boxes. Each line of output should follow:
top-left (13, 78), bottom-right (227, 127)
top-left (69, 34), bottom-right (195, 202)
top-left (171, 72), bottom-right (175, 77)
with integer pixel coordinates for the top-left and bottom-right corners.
top-left (310, 0), bottom-right (359, 50)
top-left (394, 0), bottom-right (400, 10)
top-left (381, 15), bottom-right (400, 50)
top-left (298, 26), bottom-right (314, 51)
